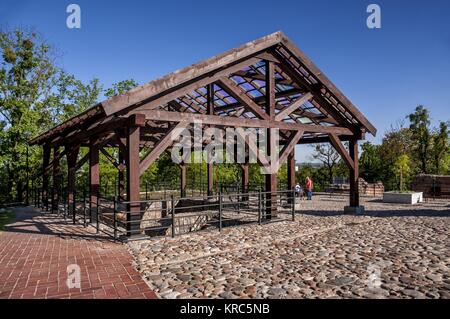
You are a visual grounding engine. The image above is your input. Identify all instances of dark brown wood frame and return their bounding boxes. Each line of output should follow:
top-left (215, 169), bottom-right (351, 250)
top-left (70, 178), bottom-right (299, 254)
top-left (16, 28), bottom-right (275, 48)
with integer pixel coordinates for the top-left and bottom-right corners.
top-left (29, 32), bottom-right (375, 237)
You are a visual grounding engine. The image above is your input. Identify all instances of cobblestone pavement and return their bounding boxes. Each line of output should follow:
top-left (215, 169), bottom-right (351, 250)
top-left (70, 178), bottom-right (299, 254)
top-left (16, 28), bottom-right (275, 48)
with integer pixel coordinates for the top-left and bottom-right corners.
top-left (0, 206), bottom-right (157, 299)
top-left (129, 195), bottom-right (450, 299)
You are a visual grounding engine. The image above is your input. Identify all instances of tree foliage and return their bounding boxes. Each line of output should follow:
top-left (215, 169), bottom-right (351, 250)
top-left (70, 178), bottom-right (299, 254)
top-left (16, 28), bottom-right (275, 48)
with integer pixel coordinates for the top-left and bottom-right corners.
top-left (0, 28), bottom-right (101, 200)
top-left (310, 143), bottom-right (340, 184)
top-left (408, 105), bottom-right (431, 174)
top-left (1, 27), bottom-right (449, 202)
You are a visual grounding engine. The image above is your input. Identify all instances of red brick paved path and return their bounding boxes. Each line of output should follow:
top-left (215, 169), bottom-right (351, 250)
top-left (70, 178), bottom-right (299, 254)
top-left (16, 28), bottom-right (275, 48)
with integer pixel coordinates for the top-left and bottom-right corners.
top-left (0, 206), bottom-right (157, 299)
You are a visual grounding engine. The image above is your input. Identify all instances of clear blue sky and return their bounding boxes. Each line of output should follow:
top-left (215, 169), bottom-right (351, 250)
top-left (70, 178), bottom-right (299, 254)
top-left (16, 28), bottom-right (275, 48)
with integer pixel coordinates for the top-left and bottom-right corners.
top-left (1, 0), bottom-right (449, 162)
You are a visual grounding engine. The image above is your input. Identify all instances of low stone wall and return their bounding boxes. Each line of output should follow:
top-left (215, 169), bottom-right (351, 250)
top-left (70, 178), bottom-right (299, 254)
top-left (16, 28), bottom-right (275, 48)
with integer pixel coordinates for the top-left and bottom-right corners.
top-left (327, 178), bottom-right (384, 197)
top-left (412, 174), bottom-right (450, 197)
top-left (358, 179), bottom-right (385, 197)
top-left (139, 198), bottom-right (217, 236)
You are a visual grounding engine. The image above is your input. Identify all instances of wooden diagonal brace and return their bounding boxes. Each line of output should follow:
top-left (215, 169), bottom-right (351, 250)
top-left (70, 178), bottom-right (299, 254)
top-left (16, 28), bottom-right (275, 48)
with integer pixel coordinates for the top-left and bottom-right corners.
top-left (74, 153), bottom-right (89, 171)
top-left (329, 133), bottom-right (354, 170)
top-left (100, 147), bottom-right (120, 169)
top-left (218, 77), bottom-right (270, 120)
top-left (275, 93), bottom-right (313, 121)
top-left (139, 121), bottom-right (190, 176)
top-left (278, 130), bottom-right (304, 165)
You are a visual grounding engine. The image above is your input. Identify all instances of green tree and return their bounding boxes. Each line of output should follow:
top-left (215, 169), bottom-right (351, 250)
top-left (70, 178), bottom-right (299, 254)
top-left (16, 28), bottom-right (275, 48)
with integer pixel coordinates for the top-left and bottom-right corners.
top-left (310, 143), bottom-right (340, 184)
top-left (0, 28), bottom-right (102, 201)
top-left (104, 79), bottom-right (138, 98)
top-left (360, 141), bottom-right (382, 182)
top-left (378, 126), bottom-right (413, 190)
top-left (55, 72), bottom-right (102, 121)
top-left (431, 121), bottom-right (449, 175)
top-left (408, 105), bottom-right (431, 174)
top-left (393, 154), bottom-right (411, 191)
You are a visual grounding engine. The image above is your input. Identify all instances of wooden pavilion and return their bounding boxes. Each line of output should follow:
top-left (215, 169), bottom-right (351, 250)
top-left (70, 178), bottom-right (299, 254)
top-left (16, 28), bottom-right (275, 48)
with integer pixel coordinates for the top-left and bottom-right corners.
top-left (29, 31), bottom-right (376, 238)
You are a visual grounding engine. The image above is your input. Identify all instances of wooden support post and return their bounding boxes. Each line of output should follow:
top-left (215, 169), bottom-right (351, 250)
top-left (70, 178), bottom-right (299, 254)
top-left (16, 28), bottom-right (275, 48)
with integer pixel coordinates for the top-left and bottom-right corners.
top-left (287, 149), bottom-right (295, 204)
top-left (89, 139), bottom-right (99, 224)
top-left (67, 145), bottom-right (79, 224)
top-left (126, 114), bottom-right (144, 237)
top-left (207, 83), bottom-right (214, 196)
top-left (42, 145), bottom-right (50, 211)
top-left (25, 147), bottom-right (29, 205)
top-left (349, 139), bottom-right (360, 207)
top-left (118, 149), bottom-right (125, 200)
top-left (265, 60), bottom-right (277, 219)
top-left (52, 147), bottom-right (61, 212)
top-left (180, 163), bottom-right (186, 198)
top-left (241, 163), bottom-right (249, 202)
top-left (207, 163), bottom-right (213, 196)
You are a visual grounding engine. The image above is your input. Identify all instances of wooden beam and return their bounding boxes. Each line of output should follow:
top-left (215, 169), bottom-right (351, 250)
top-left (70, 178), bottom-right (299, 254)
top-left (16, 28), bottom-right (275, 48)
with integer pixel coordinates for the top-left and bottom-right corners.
top-left (42, 145), bottom-right (51, 210)
top-left (329, 133), bottom-right (354, 170)
top-left (215, 88), bottom-right (302, 114)
top-left (287, 150), bottom-right (295, 191)
top-left (103, 32), bottom-right (285, 115)
top-left (218, 77), bottom-right (269, 120)
top-left (139, 110), bottom-right (353, 135)
top-left (89, 138), bottom-right (100, 224)
top-left (139, 121), bottom-right (189, 176)
top-left (241, 163), bottom-right (249, 194)
top-left (67, 145), bottom-right (80, 224)
top-left (233, 70), bottom-right (298, 87)
top-left (270, 51), bottom-right (350, 127)
top-left (279, 38), bottom-right (377, 135)
top-left (74, 152), bottom-right (89, 171)
top-left (207, 84), bottom-right (214, 196)
top-left (118, 149), bottom-right (126, 200)
top-left (129, 56), bottom-right (262, 115)
top-left (349, 139), bottom-right (360, 207)
top-left (275, 92), bottom-right (313, 121)
top-left (287, 149), bottom-right (295, 204)
top-left (265, 60), bottom-right (277, 220)
top-left (126, 124), bottom-right (141, 237)
top-left (278, 130), bottom-right (304, 165)
top-left (180, 164), bottom-right (187, 198)
top-left (51, 147), bottom-right (61, 212)
top-left (100, 147), bottom-right (120, 169)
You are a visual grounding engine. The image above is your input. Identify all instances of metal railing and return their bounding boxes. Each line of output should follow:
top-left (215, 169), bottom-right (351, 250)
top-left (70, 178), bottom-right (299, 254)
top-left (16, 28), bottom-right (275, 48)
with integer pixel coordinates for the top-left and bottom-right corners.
top-left (28, 182), bottom-right (299, 241)
top-left (114, 189), bottom-right (297, 241)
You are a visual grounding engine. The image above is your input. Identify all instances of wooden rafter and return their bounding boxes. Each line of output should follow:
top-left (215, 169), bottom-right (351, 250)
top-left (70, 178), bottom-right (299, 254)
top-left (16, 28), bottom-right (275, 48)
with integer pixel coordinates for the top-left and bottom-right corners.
top-left (329, 133), bottom-right (354, 170)
top-left (278, 130), bottom-right (304, 164)
top-left (217, 77), bottom-right (269, 120)
top-left (275, 92), bottom-right (313, 121)
top-left (137, 109), bottom-right (353, 135)
top-left (139, 121), bottom-right (190, 175)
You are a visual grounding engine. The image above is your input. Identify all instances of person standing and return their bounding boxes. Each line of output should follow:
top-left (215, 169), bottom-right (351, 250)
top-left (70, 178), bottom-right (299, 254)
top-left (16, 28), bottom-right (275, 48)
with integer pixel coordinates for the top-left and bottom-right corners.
top-left (295, 183), bottom-right (304, 200)
top-left (305, 177), bottom-right (313, 200)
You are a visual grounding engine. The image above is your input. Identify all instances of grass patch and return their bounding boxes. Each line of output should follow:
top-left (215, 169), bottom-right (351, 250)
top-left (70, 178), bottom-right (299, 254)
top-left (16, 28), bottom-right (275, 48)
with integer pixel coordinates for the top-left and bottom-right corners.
top-left (0, 209), bottom-right (15, 230)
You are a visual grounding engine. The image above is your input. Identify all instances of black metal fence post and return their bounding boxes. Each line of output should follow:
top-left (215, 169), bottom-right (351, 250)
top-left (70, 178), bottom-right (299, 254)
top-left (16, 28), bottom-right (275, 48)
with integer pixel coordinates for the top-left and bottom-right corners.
top-left (113, 196), bottom-right (118, 239)
top-left (258, 188), bottom-right (262, 225)
top-left (291, 189), bottom-right (295, 221)
top-left (96, 194), bottom-right (99, 234)
top-left (219, 192), bottom-right (223, 231)
top-left (83, 189), bottom-right (87, 227)
top-left (51, 183), bottom-right (55, 214)
top-left (171, 195), bottom-right (175, 238)
top-left (63, 192), bottom-right (67, 221)
top-left (72, 189), bottom-right (76, 224)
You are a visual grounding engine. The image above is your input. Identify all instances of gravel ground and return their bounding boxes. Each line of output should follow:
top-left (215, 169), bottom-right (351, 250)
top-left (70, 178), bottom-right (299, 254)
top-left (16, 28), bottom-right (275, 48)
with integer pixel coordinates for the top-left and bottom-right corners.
top-left (128, 195), bottom-right (450, 299)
